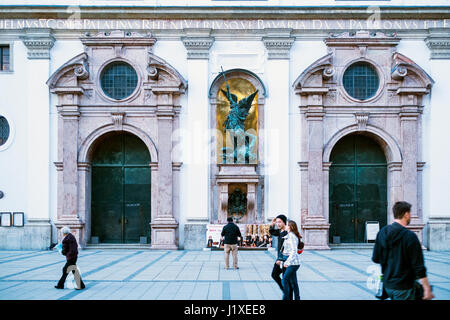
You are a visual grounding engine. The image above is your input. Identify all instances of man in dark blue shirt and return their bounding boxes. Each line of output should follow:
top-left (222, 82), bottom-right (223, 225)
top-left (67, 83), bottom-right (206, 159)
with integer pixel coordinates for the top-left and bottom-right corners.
top-left (372, 201), bottom-right (434, 300)
top-left (221, 217), bottom-right (242, 270)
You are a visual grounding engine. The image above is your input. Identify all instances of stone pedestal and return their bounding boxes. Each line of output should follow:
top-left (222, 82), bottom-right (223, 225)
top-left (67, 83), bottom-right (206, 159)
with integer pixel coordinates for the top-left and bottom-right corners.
top-left (427, 217), bottom-right (450, 251)
top-left (216, 164), bottom-right (260, 224)
top-left (0, 219), bottom-right (52, 250)
top-left (183, 222), bottom-right (208, 250)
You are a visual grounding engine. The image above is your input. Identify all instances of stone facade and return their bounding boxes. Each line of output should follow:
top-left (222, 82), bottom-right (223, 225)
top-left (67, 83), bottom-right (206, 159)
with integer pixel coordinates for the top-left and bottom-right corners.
top-left (1, 3), bottom-right (450, 251)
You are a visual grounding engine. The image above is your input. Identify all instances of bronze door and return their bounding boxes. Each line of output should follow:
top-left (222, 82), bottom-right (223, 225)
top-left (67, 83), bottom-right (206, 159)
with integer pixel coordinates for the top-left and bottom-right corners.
top-left (91, 132), bottom-right (151, 244)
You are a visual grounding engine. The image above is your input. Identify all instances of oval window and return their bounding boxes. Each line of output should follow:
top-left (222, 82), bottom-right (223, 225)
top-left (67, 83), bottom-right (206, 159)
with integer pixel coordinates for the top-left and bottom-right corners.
top-left (343, 62), bottom-right (379, 100)
top-left (100, 62), bottom-right (138, 100)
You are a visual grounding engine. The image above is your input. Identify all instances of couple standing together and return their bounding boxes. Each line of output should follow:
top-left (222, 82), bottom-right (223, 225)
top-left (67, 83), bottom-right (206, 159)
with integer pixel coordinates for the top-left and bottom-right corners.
top-left (221, 215), bottom-right (303, 300)
top-left (270, 214), bottom-right (303, 300)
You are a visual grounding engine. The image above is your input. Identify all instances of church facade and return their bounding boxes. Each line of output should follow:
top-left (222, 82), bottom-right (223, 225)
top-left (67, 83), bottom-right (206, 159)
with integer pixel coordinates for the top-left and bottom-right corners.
top-left (0, 0), bottom-right (450, 251)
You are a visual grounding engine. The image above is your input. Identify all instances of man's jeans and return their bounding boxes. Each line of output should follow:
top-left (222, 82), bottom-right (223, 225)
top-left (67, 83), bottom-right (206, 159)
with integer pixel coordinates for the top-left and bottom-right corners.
top-left (385, 287), bottom-right (415, 300)
top-left (281, 265), bottom-right (300, 300)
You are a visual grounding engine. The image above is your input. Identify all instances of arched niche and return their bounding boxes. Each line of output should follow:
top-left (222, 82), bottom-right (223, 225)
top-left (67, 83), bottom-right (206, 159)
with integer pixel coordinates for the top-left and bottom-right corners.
top-left (208, 69), bottom-right (266, 225)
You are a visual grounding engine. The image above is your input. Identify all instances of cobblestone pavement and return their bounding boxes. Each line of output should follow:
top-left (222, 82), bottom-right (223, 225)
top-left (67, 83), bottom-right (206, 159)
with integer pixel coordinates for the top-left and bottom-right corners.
top-left (0, 249), bottom-right (449, 300)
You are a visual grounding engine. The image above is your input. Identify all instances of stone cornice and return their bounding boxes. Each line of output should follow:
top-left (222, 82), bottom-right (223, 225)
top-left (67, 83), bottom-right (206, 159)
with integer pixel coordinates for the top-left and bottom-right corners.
top-left (425, 29), bottom-right (450, 59)
top-left (2, 6), bottom-right (450, 19)
top-left (20, 28), bottom-right (55, 59)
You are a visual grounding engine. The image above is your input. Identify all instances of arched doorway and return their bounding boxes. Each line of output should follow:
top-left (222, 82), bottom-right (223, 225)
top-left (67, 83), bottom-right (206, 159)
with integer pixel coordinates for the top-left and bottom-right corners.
top-left (91, 131), bottom-right (151, 244)
top-left (329, 134), bottom-right (387, 243)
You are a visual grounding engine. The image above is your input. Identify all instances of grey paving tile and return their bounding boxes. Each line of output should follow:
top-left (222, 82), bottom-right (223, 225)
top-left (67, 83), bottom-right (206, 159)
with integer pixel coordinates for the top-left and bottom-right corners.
top-left (1, 249), bottom-right (449, 300)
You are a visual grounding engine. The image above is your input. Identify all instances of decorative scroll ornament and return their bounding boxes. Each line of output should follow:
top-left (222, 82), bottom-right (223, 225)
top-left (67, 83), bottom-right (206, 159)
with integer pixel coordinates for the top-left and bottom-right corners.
top-left (147, 55), bottom-right (159, 80)
top-left (74, 60), bottom-right (89, 80)
top-left (391, 64), bottom-right (408, 81)
top-left (322, 67), bottom-right (335, 80)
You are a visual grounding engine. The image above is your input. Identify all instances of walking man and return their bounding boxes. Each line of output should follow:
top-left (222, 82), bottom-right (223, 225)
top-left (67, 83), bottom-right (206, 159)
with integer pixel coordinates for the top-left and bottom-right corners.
top-left (269, 214), bottom-right (289, 293)
top-left (221, 217), bottom-right (242, 270)
top-left (372, 201), bottom-right (434, 300)
top-left (55, 227), bottom-right (85, 290)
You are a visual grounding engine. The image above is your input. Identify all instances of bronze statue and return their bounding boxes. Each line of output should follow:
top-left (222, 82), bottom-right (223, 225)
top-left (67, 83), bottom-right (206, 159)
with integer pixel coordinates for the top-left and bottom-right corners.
top-left (220, 68), bottom-right (258, 131)
top-left (219, 67), bottom-right (258, 163)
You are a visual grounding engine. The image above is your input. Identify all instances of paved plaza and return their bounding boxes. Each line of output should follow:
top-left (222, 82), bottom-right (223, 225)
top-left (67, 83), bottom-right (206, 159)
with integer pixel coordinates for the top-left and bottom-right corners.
top-left (0, 249), bottom-right (449, 300)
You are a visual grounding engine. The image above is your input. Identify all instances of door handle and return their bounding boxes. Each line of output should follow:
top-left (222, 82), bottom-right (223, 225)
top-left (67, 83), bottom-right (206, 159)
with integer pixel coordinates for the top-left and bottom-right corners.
top-left (124, 218), bottom-right (128, 224)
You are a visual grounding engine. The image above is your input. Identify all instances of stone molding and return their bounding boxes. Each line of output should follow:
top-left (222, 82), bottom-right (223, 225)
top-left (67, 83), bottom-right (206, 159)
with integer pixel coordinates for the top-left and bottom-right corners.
top-left (81, 30), bottom-right (157, 48)
top-left (355, 112), bottom-right (369, 131)
top-left (325, 30), bottom-right (400, 47)
top-left (262, 29), bottom-right (295, 60)
top-left (20, 29), bottom-right (55, 60)
top-left (181, 30), bottom-right (214, 60)
top-left (425, 29), bottom-right (450, 59)
top-left (111, 112), bottom-right (125, 131)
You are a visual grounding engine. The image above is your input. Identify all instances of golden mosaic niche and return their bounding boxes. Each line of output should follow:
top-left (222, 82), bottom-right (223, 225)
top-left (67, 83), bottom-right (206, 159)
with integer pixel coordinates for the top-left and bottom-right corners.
top-left (216, 78), bottom-right (258, 163)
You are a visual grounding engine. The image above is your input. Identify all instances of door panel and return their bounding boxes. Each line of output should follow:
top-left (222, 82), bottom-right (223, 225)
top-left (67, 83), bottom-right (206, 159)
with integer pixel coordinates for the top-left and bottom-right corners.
top-left (91, 167), bottom-right (123, 243)
top-left (356, 166), bottom-right (387, 242)
top-left (91, 202), bottom-right (123, 243)
top-left (124, 167), bottom-right (151, 243)
top-left (336, 203), bottom-right (356, 243)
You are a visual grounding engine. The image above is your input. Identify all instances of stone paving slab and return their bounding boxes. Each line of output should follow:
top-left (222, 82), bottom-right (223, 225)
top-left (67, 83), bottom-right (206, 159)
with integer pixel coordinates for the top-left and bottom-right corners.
top-left (0, 249), bottom-right (449, 300)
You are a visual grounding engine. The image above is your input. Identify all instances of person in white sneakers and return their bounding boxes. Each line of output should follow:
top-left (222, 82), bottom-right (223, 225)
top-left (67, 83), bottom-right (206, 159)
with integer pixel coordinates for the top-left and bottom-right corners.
top-left (280, 220), bottom-right (302, 300)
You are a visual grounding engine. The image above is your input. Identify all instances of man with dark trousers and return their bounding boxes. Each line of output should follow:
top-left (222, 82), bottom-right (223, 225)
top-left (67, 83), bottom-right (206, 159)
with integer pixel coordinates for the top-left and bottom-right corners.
top-left (55, 227), bottom-right (85, 290)
top-left (372, 201), bottom-right (434, 300)
top-left (221, 217), bottom-right (242, 270)
top-left (269, 214), bottom-right (289, 294)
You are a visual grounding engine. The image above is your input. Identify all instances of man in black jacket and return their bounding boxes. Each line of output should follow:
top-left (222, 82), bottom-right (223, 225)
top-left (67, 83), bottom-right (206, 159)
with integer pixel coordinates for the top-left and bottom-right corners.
top-left (372, 201), bottom-right (433, 300)
top-left (269, 214), bottom-right (288, 292)
top-left (55, 227), bottom-right (85, 290)
top-left (221, 217), bottom-right (242, 270)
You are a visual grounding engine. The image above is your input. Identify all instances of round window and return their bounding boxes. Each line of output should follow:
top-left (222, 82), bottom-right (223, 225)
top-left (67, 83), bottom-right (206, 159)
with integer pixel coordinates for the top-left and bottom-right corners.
top-left (100, 62), bottom-right (138, 100)
top-left (343, 62), bottom-right (379, 100)
top-left (0, 116), bottom-right (10, 147)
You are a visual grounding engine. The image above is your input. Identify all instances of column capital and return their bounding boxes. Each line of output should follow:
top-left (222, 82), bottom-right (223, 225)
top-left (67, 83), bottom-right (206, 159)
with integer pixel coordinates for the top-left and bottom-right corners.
top-left (262, 29), bottom-right (294, 60)
top-left (20, 28), bottom-right (55, 60)
top-left (425, 28), bottom-right (450, 60)
top-left (182, 28), bottom-right (214, 60)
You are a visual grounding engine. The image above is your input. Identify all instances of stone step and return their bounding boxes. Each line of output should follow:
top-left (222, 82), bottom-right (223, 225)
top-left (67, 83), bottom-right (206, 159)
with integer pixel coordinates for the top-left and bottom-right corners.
top-left (83, 244), bottom-right (153, 250)
top-left (329, 243), bottom-right (374, 250)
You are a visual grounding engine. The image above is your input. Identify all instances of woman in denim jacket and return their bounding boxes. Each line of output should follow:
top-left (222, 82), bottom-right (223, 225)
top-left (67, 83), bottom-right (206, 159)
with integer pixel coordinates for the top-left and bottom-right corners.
top-left (280, 220), bottom-right (302, 300)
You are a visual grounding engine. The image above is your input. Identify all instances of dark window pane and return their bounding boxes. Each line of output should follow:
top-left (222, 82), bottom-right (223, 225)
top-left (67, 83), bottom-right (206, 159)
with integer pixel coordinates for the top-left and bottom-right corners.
top-left (343, 62), bottom-right (379, 100)
top-left (100, 62), bottom-right (138, 100)
top-left (0, 116), bottom-right (10, 146)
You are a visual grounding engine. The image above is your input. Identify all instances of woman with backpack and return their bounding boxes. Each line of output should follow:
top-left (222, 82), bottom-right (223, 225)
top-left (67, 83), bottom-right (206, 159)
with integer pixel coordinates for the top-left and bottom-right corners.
top-left (280, 220), bottom-right (303, 300)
